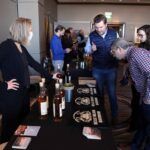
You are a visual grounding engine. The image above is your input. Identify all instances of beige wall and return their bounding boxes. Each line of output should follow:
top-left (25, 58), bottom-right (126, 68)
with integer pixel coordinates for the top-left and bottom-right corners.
top-left (45, 0), bottom-right (57, 45)
top-left (45, 0), bottom-right (57, 22)
top-left (18, 0), bottom-right (41, 62)
top-left (57, 4), bottom-right (150, 42)
top-left (0, 0), bottom-right (57, 75)
top-left (0, 0), bottom-right (18, 43)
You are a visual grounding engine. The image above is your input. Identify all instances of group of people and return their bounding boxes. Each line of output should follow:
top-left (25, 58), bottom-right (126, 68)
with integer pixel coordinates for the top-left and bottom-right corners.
top-left (50, 25), bottom-right (86, 72)
top-left (50, 14), bottom-right (150, 149)
top-left (84, 14), bottom-right (150, 150)
top-left (111, 28), bottom-right (150, 149)
top-left (0, 13), bottom-right (150, 150)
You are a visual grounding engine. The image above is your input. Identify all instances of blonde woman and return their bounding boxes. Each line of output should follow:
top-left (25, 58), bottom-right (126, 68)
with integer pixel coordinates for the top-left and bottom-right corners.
top-left (0, 18), bottom-right (52, 143)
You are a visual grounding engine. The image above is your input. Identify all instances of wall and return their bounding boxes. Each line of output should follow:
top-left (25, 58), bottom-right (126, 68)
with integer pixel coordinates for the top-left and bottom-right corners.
top-left (57, 4), bottom-right (150, 42)
top-left (45, 0), bottom-right (57, 44)
top-left (0, 0), bottom-right (18, 43)
top-left (18, 0), bottom-right (57, 60)
top-left (45, 0), bottom-right (57, 22)
top-left (44, 0), bottom-right (57, 48)
top-left (0, 0), bottom-right (57, 76)
top-left (18, 0), bottom-right (41, 63)
top-left (39, 0), bottom-right (57, 59)
top-left (18, 0), bottom-right (57, 75)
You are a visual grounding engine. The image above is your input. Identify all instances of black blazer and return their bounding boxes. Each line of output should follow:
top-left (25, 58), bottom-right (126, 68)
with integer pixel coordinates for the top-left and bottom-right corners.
top-left (0, 39), bottom-right (51, 89)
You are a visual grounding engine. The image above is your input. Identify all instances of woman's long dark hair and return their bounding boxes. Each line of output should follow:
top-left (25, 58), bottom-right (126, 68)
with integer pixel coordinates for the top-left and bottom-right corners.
top-left (137, 25), bottom-right (150, 50)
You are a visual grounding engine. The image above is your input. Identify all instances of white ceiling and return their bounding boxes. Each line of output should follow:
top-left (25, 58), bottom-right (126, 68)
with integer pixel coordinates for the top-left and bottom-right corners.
top-left (56, 0), bottom-right (150, 4)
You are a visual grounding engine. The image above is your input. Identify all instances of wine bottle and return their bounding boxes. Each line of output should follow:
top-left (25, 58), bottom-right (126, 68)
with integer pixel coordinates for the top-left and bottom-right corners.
top-left (59, 79), bottom-right (65, 110)
top-left (65, 64), bottom-right (71, 84)
top-left (53, 81), bottom-right (62, 122)
top-left (56, 64), bottom-right (63, 79)
top-left (38, 82), bottom-right (48, 120)
top-left (41, 78), bottom-right (49, 110)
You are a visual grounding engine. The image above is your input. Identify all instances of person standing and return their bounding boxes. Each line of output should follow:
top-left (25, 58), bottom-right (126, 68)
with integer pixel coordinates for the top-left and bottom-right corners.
top-left (0, 17), bottom-right (53, 143)
top-left (77, 29), bottom-right (86, 60)
top-left (50, 25), bottom-right (65, 72)
top-left (111, 38), bottom-right (150, 150)
top-left (137, 25), bottom-right (150, 50)
top-left (62, 29), bottom-right (73, 71)
top-left (128, 25), bottom-right (150, 132)
top-left (85, 14), bottom-right (118, 124)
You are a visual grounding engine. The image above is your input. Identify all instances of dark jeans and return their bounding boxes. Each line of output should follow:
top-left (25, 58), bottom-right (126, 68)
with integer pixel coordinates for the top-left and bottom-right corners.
top-left (129, 84), bottom-right (140, 131)
top-left (92, 67), bottom-right (118, 117)
top-left (131, 103), bottom-right (150, 150)
top-left (0, 87), bottom-right (30, 143)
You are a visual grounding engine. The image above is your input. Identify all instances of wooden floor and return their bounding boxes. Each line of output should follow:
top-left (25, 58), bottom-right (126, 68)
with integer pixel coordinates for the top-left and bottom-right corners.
top-left (104, 63), bottom-right (133, 150)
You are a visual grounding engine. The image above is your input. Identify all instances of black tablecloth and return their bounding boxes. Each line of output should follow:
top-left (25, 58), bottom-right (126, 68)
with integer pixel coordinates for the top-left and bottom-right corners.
top-left (4, 68), bottom-right (117, 150)
top-left (5, 101), bottom-right (116, 150)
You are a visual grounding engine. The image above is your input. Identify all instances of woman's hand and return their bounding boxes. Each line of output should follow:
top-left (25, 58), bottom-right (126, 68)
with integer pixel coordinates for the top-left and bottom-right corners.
top-left (7, 79), bottom-right (19, 90)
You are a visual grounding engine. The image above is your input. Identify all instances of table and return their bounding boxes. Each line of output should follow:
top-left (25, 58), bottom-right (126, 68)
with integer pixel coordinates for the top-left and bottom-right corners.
top-left (4, 72), bottom-right (117, 150)
top-left (4, 104), bottom-right (116, 150)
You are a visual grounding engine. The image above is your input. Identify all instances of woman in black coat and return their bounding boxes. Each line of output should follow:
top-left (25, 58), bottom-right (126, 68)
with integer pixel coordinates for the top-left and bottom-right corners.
top-left (0, 17), bottom-right (52, 143)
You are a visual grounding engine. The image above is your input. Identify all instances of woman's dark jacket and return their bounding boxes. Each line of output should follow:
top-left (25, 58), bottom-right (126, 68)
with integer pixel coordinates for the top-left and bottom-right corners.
top-left (0, 39), bottom-right (51, 90)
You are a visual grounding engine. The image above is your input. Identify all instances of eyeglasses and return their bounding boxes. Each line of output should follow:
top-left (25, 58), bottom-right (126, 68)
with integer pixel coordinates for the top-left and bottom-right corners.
top-left (111, 49), bottom-right (115, 55)
top-left (137, 34), bottom-right (144, 38)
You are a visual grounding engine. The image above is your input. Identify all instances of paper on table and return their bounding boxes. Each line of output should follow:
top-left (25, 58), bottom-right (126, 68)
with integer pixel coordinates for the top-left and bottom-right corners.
top-left (82, 127), bottom-right (101, 140)
top-left (14, 125), bottom-right (41, 136)
top-left (12, 137), bottom-right (31, 149)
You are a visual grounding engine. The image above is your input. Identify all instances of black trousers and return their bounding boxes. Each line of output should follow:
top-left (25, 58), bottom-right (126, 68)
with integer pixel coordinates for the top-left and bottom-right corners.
top-left (0, 87), bottom-right (30, 143)
top-left (129, 84), bottom-right (140, 131)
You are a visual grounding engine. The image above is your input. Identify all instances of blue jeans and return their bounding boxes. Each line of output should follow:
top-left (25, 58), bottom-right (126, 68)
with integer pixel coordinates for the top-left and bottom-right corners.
top-left (92, 67), bottom-right (118, 117)
top-left (52, 60), bottom-right (64, 73)
top-left (131, 103), bottom-right (150, 150)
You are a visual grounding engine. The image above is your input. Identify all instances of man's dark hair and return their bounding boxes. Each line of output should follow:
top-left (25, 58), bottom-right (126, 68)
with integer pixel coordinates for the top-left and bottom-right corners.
top-left (55, 25), bottom-right (65, 32)
top-left (93, 14), bottom-right (107, 24)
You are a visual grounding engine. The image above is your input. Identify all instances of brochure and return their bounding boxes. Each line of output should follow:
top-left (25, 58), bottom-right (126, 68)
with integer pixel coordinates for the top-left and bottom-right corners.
top-left (82, 127), bottom-right (101, 140)
top-left (78, 77), bottom-right (96, 85)
top-left (14, 125), bottom-right (41, 136)
top-left (12, 137), bottom-right (31, 149)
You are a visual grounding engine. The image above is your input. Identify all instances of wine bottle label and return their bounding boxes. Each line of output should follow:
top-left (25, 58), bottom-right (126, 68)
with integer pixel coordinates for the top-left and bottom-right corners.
top-left (65, 76), bottom-right (71, 83)
top-left (65, 76), bottom-right (67, 83)
top-left (59, 103), bottom-right (62, 117)
top-left (53, 103), bottom-right (56, 117)
top-left (46, 96), bottom-right (49, 109)
top-left (40, 102), bottom-right (47, 115)
top-left (68, 76), bottom-right (71, 82)
top-left (62, 97), bottom-right (65, 110)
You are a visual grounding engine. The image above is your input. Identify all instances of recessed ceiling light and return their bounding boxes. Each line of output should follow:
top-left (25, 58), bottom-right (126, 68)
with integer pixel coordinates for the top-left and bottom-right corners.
top-left (119, 0), bottom-right (122, 2)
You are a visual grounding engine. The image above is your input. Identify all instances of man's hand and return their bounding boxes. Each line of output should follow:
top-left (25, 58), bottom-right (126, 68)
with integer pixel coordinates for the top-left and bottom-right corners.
top-left (65, 48), bottom-right (71, 53)
top-left (52, 73), bottom-right (62, 80)
top-left (7, 79), bottom-right (19, 90)
top-left (91, 42), bottom-right (97, 52)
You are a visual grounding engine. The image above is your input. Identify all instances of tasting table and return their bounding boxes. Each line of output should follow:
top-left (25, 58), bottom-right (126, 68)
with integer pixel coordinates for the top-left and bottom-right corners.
top-left (4, 68), bottom-right (117, 150)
